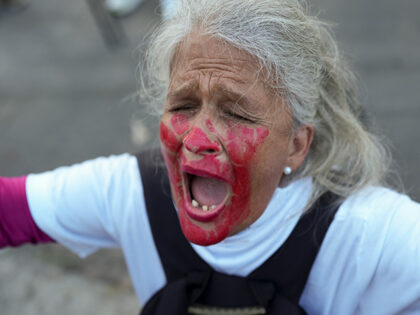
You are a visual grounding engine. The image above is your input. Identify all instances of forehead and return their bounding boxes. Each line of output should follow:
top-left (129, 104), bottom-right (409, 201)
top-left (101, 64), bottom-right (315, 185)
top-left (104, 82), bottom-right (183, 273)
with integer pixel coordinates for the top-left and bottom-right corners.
top-left (170, 32), bottom-right (262, 89)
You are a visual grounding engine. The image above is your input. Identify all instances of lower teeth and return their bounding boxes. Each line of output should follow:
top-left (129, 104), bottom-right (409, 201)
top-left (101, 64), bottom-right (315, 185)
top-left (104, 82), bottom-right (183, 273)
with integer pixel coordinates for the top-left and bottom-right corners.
top-left (191, 199), bottom-right (216, 211)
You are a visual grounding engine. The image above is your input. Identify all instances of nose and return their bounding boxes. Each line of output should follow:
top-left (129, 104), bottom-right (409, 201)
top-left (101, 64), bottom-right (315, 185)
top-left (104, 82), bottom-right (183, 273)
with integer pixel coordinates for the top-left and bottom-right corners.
top-left (183, 126), bottom-right (221, 155)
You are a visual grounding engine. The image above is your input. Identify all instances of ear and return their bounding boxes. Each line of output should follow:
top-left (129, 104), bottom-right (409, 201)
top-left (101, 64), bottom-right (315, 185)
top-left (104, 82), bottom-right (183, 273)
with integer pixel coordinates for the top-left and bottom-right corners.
top-left (287, 124), bottom-right (314, 171)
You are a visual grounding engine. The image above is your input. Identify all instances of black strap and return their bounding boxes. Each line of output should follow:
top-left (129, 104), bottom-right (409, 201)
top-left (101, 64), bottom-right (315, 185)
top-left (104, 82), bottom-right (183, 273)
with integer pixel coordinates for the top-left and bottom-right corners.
top-left (249, 191), bottom-right (339, 304)
top-left (136, 149), bottom-right (340, 314)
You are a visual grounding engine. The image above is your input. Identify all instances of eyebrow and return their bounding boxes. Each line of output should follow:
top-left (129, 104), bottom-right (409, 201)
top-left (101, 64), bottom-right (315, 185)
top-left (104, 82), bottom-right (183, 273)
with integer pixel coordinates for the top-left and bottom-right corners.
top-left (217, 86), bottom-right (253, 107)
top-left (168, 82), bottom-right (254, 107)
top-left (167, 81), bottom-right (199, 99)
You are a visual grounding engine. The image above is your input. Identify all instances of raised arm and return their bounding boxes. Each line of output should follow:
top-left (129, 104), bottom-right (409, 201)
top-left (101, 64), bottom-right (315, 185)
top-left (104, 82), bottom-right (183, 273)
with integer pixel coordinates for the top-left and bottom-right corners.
top-left (0, 176), bottom-right (53, 248)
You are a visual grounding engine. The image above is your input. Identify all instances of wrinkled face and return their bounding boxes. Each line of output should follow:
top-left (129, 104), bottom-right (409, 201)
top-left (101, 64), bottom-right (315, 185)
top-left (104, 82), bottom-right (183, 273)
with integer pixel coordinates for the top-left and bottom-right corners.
top-left (160, 33), bottom-right (296, 245)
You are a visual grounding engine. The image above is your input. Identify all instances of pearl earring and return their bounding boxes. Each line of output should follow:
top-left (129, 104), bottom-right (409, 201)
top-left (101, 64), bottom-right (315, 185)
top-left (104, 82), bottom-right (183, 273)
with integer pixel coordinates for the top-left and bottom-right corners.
top-left (283, 166), bottom-right (292, 175)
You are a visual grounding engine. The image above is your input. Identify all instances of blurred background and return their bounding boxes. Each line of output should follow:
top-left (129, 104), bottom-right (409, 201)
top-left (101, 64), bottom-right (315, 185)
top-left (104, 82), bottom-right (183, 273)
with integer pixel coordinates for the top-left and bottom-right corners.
top-left (0, 0), bottom-right (419, 314)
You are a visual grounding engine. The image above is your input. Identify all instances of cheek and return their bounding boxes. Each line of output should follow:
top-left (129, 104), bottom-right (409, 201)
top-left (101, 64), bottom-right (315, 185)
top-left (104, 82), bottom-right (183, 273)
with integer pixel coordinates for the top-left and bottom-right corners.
top-left (225, 124), bottom-right (269, 165)
top-left (222, 124), bottom-right (270, 228)
top-left (160, 114), bottom-right (191, 202)
top-left (160, 121), bottom-right (179, 153)
top-left (171, 113), bottom-right (190, 136)
top-left (159, 114), bottom-right (190, 153)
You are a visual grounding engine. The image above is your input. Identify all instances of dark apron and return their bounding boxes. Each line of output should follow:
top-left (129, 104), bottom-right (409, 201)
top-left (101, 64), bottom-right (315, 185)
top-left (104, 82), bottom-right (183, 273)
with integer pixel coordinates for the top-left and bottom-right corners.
top-left (136, 149), bottom-right (340, 315)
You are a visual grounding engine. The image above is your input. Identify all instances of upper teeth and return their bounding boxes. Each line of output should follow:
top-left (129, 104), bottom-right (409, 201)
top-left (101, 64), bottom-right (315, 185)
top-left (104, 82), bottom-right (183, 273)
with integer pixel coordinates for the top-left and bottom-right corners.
top-left (192, 199), bottom-right (216, 211)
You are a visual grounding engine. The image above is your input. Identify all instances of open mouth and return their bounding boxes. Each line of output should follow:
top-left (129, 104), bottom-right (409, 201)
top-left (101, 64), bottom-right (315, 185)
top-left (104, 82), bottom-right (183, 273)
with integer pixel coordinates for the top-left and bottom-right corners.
top-left (182, 171), bottom-right (231, 222)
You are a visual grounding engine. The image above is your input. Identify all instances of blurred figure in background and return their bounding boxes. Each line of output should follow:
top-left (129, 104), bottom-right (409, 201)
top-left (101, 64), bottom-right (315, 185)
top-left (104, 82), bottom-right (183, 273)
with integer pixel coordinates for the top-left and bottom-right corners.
top-left (105, 0), bottom-right (178, 19)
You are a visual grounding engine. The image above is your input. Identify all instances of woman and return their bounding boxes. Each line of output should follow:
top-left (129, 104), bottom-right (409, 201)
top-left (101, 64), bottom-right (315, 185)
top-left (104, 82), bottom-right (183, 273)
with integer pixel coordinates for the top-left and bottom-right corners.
top-left (1, 0), bottom-right (419, 314)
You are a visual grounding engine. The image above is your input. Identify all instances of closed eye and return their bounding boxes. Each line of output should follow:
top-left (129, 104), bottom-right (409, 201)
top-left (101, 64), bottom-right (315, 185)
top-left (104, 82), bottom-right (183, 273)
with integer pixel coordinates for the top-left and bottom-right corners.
top-left (222, 110), bottom-right (255, 123)
top-left (168, 103), bottom-right (199, 114)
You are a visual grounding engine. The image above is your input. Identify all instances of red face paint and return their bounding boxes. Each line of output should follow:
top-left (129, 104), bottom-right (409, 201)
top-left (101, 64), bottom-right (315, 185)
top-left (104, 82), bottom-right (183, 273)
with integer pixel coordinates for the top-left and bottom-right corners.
top-left (205, 119), bottom-right (216, 133)
top-left (183, 126), bottom-right (221, 153)
top-left (160, 114), bottom-right (269, 245)
top-left (171, 113), bottom-right (189, 136)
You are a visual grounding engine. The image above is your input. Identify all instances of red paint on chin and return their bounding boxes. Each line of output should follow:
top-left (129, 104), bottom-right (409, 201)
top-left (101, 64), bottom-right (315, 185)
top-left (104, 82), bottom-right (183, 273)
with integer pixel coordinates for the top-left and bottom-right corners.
top-left (160, 115), bottom-right (269, 245)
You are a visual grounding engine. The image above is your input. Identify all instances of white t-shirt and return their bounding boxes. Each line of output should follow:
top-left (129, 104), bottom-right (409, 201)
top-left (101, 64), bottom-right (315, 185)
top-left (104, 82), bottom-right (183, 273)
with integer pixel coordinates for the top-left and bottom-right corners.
top-left (26, 154), bottom-right (420, 314)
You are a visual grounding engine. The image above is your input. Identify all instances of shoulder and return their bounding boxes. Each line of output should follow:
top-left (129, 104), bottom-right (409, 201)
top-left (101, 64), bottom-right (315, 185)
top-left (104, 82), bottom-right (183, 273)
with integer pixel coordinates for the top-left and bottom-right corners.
top-left (336, 186), bottom-right (420, 261)
top-left (337, 186), bottom-right (418, 221)
top-left (311, 186), bottom-right (418, 260)
top-left (341, 188), bottom-right (420, 313)
top-left (301, 187), bottom-right (420, 314)
top-left (333, 186), bottom-right (420, 275)
top-left (335, 187), bottom-right (420, 252)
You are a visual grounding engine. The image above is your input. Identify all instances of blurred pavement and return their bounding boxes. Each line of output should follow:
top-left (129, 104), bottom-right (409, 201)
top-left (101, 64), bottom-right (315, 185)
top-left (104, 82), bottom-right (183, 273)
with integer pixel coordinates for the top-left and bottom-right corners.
top-left (0, 0), bottom-right (419, 314)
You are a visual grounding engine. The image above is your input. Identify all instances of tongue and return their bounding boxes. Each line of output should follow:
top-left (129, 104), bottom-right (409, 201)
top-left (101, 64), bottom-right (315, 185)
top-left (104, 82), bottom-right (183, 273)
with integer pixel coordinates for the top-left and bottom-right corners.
top-left (191, 176), bottom-right (228, 206)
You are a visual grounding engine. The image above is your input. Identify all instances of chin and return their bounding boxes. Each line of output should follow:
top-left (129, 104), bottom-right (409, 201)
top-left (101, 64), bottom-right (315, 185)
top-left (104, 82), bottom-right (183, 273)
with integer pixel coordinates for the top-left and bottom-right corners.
top-left (177, 206), bottom-right (231, 246)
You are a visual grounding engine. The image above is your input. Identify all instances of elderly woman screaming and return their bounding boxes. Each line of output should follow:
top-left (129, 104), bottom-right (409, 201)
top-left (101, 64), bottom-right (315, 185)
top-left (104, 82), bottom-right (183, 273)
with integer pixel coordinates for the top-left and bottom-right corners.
top-left (160, 31), bottom-right (313, 245)
top-left (1, 0), bottom-right (420, 314)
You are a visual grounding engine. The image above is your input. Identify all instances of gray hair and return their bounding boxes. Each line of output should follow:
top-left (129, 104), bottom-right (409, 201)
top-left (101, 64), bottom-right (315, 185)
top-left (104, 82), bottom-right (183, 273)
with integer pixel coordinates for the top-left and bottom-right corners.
top-left (140, 0), bottom-right (391, 209)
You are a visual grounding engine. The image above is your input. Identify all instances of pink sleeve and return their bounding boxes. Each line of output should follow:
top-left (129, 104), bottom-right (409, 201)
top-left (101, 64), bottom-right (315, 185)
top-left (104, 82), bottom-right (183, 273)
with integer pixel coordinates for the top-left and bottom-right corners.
top-left (0, 176), bottom-right (54, 248)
